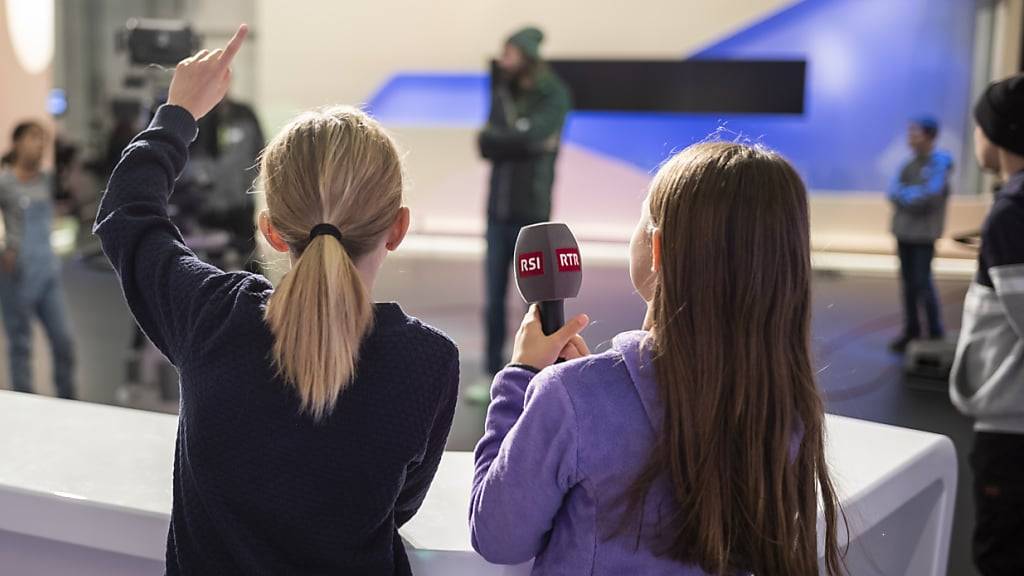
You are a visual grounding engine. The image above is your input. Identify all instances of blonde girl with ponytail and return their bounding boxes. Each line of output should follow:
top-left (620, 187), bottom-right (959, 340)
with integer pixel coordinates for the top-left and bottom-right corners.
top-left (95, 26), bottom-right (460, 575)
top-left (260, 104), bottom-right (405, 421)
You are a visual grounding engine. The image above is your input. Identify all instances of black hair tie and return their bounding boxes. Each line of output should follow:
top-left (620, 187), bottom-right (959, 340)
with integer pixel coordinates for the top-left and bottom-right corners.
top-left (308, 223), bottom-right (343, 243)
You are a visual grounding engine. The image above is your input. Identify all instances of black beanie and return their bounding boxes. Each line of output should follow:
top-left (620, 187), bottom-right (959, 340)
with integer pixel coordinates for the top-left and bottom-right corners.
top-left (974, 74), bottom-right (1024, 156)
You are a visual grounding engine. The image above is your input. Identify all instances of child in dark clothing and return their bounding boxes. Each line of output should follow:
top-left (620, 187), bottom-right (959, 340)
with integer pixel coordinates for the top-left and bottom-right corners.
top-left (95, 26), bottom-right (459, 575)
top-left (951, 73), bottom-right (1024, 576)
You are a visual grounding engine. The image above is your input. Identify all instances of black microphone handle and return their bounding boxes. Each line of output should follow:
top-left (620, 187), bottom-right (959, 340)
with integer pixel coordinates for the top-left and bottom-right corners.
top-left (539, 300), bottom-right (565, 336)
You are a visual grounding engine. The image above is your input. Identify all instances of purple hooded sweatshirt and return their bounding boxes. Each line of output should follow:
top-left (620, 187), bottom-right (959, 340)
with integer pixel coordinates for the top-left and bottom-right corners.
top-left (470, 330), bottom-right (711, 575)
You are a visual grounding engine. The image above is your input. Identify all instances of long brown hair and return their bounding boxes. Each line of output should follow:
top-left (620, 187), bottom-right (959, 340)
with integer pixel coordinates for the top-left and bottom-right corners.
top-left (627, 142), bottom-right (844, 574)
top-left (262, 106), bottom-right (403, 422)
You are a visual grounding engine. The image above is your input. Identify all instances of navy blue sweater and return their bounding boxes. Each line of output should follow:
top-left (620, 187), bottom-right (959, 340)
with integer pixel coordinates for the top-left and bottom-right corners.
top-left (950, 170), bottom-right (1024, 434)
top-left (94, 105), bottom-right (460, 575)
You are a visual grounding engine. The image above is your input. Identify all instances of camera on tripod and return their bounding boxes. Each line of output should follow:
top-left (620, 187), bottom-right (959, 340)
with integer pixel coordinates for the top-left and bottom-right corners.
top-left (119, 18), bottom-right (199, 67)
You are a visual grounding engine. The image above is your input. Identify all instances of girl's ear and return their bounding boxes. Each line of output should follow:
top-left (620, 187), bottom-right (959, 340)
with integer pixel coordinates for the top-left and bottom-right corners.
top-left (385, 207), bottom-right (411, 252)
top-left (259, 210), bottom-right (290, 253)
top-left (651, 228), bottom-right (662, 274)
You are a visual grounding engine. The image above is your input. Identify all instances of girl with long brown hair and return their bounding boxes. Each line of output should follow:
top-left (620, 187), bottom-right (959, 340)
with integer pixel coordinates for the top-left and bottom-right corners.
top-left (95, 26), bottom-right (459, 574)
top-left (471, 141), bottom-right (845, 575)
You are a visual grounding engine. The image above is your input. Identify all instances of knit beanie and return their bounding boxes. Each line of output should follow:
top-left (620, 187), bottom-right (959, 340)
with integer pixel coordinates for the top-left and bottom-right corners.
top-left (974, 74), bottom-right (1024, 156)
top-left (506, 27), bottom-right (544, 60)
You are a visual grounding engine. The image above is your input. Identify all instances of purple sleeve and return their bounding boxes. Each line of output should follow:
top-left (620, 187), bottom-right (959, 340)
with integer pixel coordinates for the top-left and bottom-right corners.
top-left (469, 366), bottom-right (579, 564)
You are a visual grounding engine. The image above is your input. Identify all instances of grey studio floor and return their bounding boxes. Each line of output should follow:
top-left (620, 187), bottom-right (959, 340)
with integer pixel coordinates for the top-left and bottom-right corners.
top-left (0, 243), bottom-right (978, 576)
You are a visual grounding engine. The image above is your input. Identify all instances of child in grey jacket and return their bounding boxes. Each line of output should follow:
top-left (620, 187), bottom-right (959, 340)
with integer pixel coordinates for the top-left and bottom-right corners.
top-left (888, 117), bottom-right (953, 352)
top-left (950, 73), bottom-right (1024, 575)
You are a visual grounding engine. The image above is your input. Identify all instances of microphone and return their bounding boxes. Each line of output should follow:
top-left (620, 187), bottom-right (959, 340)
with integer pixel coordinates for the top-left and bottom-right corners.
top-left (513, 222), bottom-right (583, 336)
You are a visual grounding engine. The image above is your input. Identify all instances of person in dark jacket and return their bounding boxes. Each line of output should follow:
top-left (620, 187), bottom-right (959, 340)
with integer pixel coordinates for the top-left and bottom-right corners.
top-left (888, 116), bottom-right (954, 353)
top-left (189, 98), bottom-right (265, 273)
top-left (94, 26), bottom-right (459, 575)
top-left (950, 73), bottom-right (1024, 576)
top-left (479, 26), bottom-right (571, 376)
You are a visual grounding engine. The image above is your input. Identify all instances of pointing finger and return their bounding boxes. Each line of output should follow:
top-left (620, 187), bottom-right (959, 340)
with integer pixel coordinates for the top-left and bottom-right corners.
top-left (219, 23), bottom-right (248, 66)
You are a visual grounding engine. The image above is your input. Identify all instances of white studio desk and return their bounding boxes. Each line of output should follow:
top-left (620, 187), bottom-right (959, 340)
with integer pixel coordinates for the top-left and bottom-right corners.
top-left (0, 390), bottom-right (956, 575)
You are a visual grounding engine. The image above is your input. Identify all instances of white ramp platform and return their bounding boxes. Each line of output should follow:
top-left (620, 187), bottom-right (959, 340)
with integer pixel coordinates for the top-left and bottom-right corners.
top-left (0, 390), bottom-right (956, 575)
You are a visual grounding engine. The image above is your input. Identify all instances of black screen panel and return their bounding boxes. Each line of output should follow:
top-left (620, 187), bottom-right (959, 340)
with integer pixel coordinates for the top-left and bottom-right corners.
top-left (531, 60), bottom-right (806, 115)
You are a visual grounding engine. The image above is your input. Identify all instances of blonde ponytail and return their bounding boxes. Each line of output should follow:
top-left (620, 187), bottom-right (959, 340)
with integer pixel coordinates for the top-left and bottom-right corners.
top-left (260, 106), bottom-right (403, 421)
top-left (265, 234), bottom-right (372, 421)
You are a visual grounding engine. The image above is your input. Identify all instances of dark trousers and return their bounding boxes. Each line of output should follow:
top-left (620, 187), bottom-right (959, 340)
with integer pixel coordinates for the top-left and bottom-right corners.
top-left (485, 220), bottom-right (524, 375)
top-left (897, 240), bottom-right (943, 339)
top-left (970, 431), bottom-right (1024, 575)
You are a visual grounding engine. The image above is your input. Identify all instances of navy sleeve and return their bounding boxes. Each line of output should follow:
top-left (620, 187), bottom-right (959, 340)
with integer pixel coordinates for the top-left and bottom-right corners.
top-left (983, 202), bottom-right (1024, 268)
top-left (983, 202), bottom-right (1024, 337)
top-left (93, 104), bottom-right (257, 366)
top-left (395, 347), bottom-right (460, 527)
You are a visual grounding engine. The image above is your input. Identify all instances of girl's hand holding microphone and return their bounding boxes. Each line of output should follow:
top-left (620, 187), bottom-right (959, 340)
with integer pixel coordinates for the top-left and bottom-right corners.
top-left (510, 304), bottom-right (590, 371)
top-left (166, 24), bottom-right (248, 121)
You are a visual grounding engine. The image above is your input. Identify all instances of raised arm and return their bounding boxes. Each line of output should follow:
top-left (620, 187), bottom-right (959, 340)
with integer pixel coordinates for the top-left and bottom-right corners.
top-left (93, 24), bottom-right (252, 364)
top-left (0, 181), bottom-right (20, 275)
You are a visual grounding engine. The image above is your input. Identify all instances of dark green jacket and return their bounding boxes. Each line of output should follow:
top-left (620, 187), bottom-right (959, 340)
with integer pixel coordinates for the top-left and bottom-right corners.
top-left (479, 67), bottom-right (571, 224)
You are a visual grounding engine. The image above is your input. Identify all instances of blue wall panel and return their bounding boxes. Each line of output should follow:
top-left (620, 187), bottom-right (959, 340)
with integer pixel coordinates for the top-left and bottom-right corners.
top-left (367, 0), bottom-right (976, 192)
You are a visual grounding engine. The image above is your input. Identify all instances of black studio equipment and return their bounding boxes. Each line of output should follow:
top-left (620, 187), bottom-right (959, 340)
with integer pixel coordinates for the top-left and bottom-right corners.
top-left (120, 19), bottom-right (199, 67)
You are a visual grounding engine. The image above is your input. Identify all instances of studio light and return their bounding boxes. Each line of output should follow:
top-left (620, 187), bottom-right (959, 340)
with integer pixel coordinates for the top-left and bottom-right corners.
top-left (5, 0), bottom-right (54, 75)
